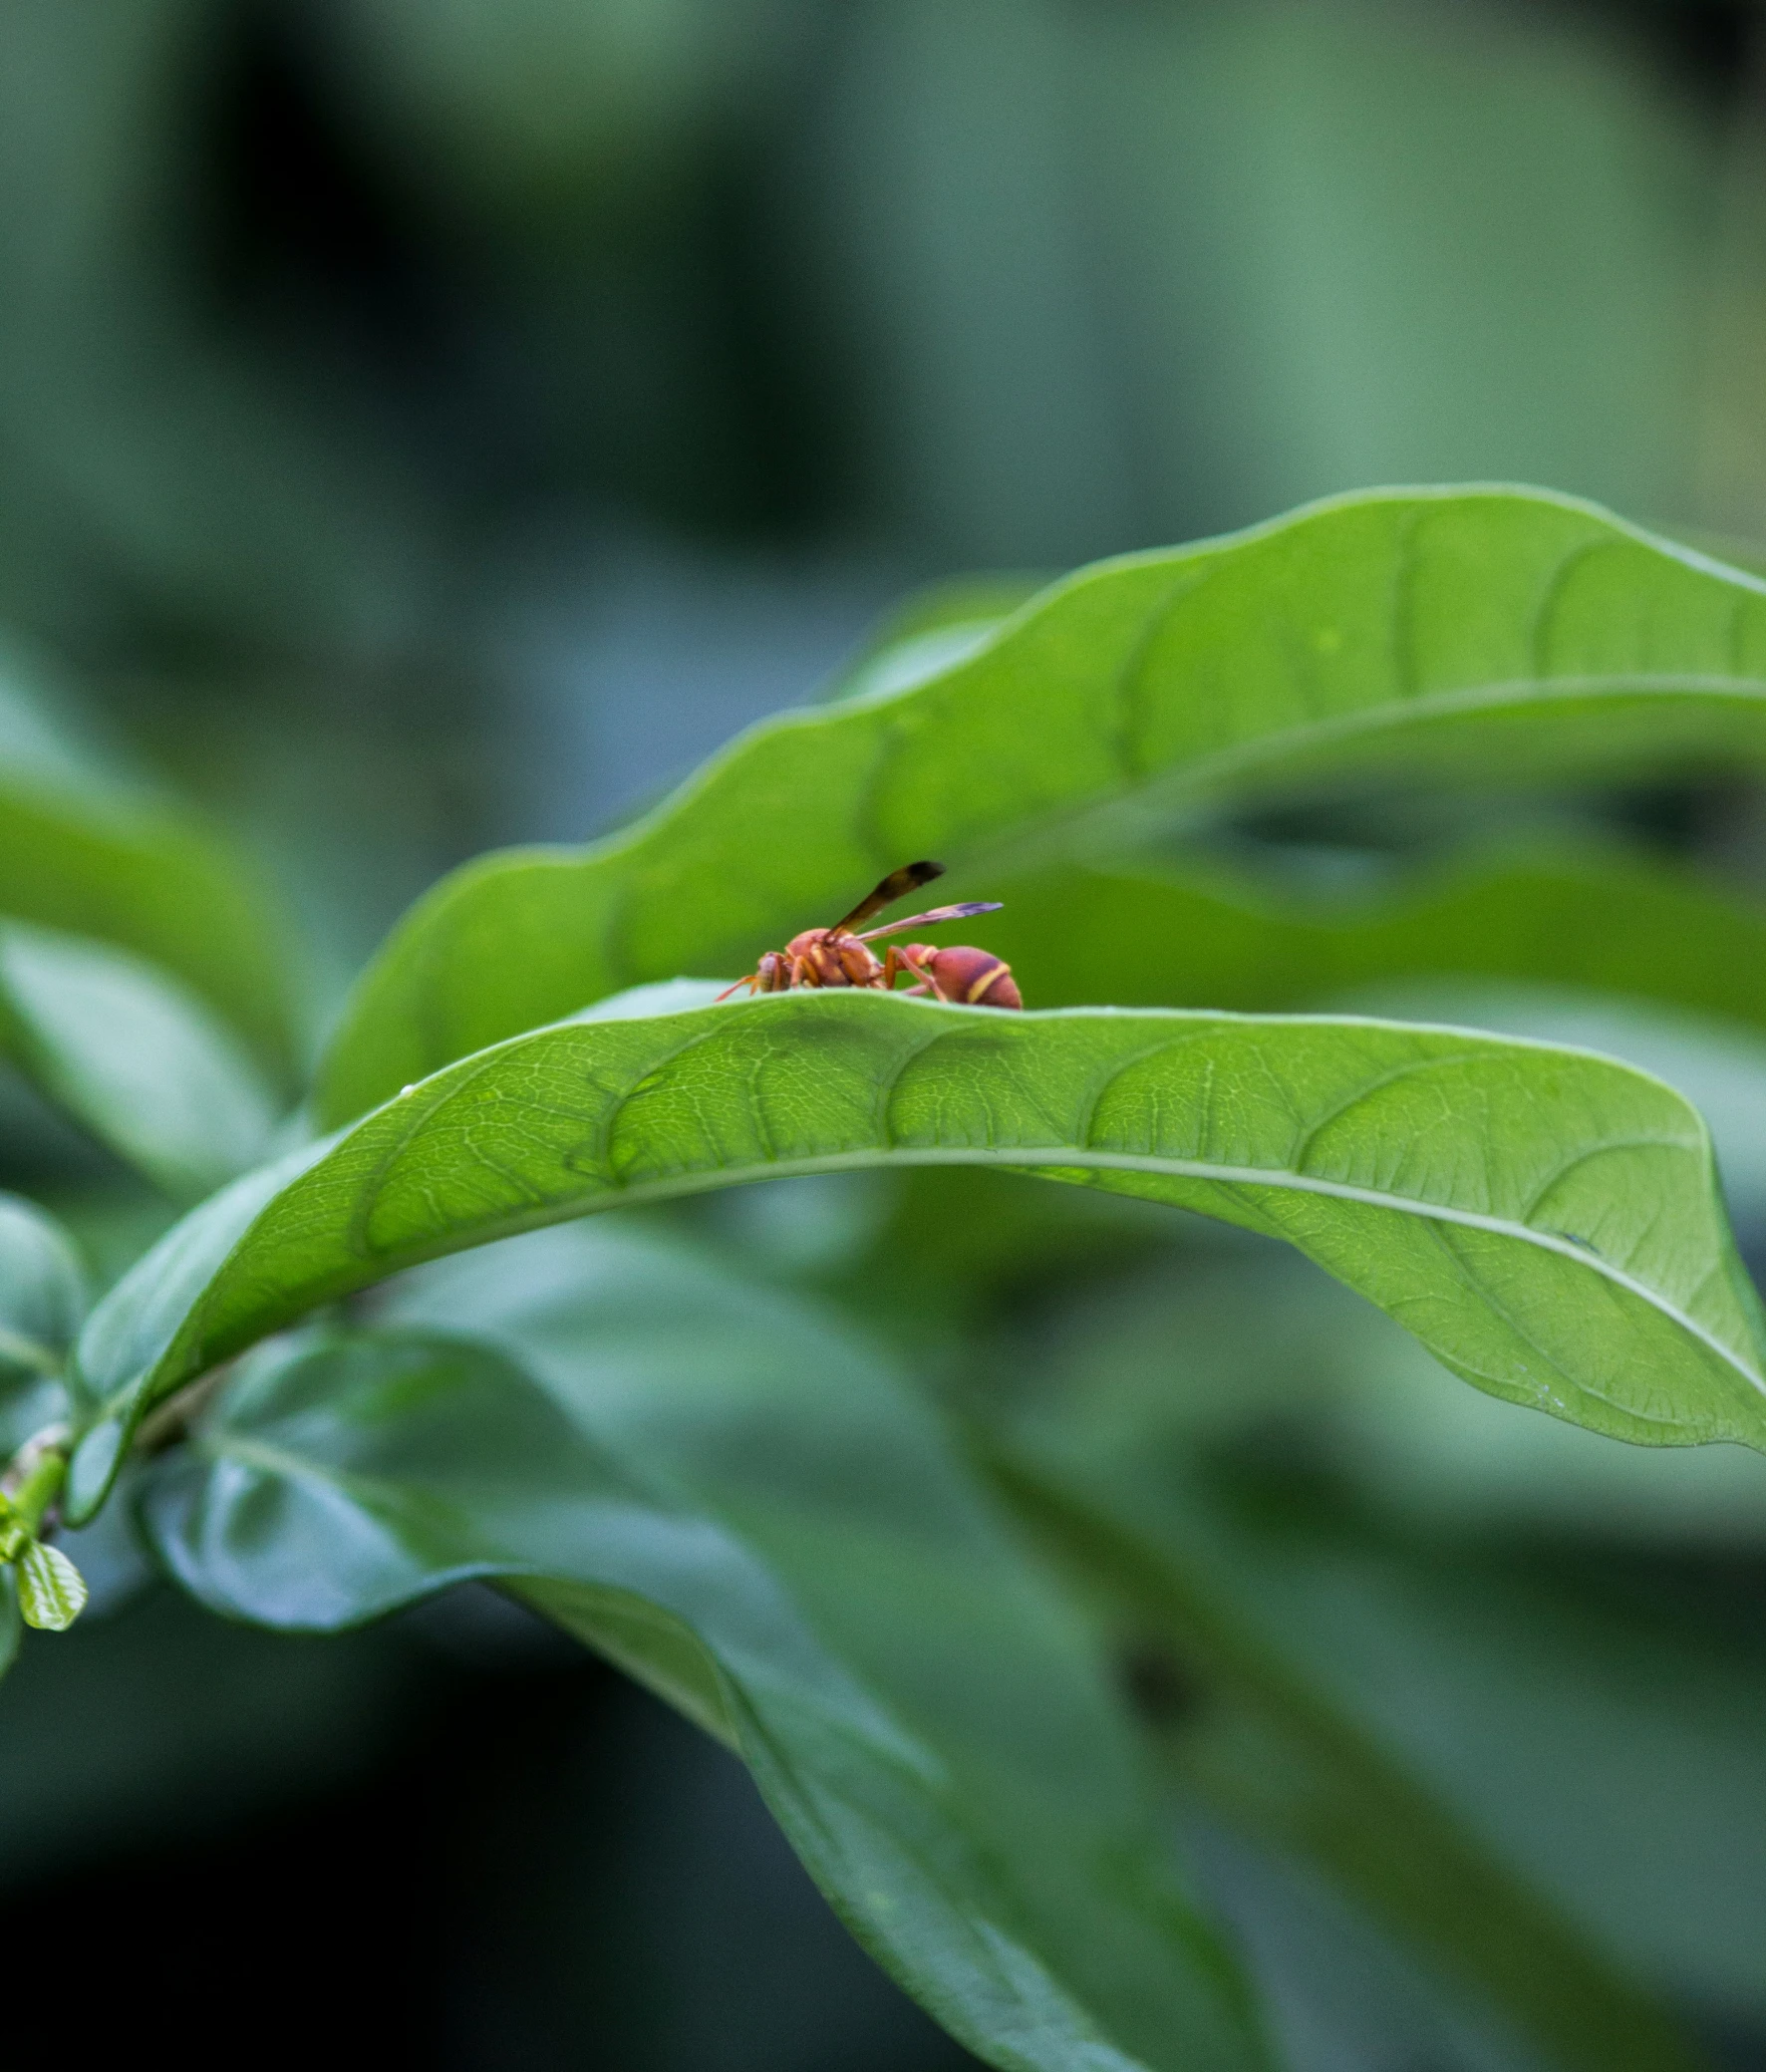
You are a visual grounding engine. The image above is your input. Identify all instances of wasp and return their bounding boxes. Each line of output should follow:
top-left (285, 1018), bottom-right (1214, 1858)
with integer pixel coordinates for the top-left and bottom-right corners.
top-left (720, 860), bottom-right (1023, 1009)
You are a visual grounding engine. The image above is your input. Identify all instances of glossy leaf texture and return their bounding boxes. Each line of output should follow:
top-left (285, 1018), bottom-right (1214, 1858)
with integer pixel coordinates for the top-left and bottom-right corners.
top-left (67, 989), bottom-right (1766, 1521)
top-left (0, 922), bottom-right (281, 1199)
top-left (0, 667), bottom-right (298, 1078)
top-left (143, 1224), bottom-right (1274, 2072)
top-left (980, 844), bottom-right (1766, 1026)
top-left (987, 1450), bottom-right (1705, 2072)
top-left (317, 486), bottom-right (1766, 1121)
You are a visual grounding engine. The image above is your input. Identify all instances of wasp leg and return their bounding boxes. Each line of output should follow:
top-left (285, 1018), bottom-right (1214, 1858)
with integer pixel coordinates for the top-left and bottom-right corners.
top-left (883, 947), bottom-right (947, 1000)
top-left (717, 973), bottom-right (760, 1002)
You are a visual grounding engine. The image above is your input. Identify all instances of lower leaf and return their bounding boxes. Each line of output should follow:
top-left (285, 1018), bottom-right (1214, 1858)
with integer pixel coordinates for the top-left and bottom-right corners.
top-left (142, 1223), bottom-right (1274, 2072)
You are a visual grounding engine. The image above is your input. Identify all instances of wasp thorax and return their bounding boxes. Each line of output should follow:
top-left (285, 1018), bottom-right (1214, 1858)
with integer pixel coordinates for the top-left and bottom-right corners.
top-left (778, 929), bottom-right (883, 989)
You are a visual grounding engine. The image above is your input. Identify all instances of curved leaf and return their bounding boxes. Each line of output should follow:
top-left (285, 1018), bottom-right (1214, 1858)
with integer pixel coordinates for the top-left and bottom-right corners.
top-left (317, 486), bottom-right (1766, 1121)
top-left (0, 923), bottom-right (280, 1199)
top-left (142, 1228), bottom-right (1273, 2072)
top-left (67, 990), bottom-right (1766, 1520)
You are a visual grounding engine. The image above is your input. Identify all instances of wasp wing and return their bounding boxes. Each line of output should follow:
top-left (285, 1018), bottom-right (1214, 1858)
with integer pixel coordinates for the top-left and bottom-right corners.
top-left (832, 860), bottom-right (945, 934)
top-left (855, 901), bottom-right (1003, 942)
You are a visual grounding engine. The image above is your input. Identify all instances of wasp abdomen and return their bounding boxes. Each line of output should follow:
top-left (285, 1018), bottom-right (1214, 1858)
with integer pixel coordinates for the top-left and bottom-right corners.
top-left (912, 944), bottom-right (1022, 1010)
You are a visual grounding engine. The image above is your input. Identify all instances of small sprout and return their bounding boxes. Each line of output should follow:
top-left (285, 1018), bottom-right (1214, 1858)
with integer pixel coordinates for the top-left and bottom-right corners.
top-left (15, 1539), bottom-right (86, 1631)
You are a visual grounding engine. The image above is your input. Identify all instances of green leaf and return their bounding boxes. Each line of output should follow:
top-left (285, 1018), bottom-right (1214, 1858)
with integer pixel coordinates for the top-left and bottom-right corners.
top-left (980, 844), bottom-right (1766, 1026)
top-left (0, 690), bottom-right (299, 1081)
top-left (142, 1227), bottom-right (1274, 2072)
top-left (985, 1450), bottom-right (1705, 2072)
top-left (0, 1191), bottom-right (85, 1381)
top-left (66, 989), bottom-right (1766, 1521)
top-left (316, 486), bottom-right (1766, 1121)
top-left (0, 922), bottom-right (281, 1199)
top-left (15, 1540), bottom-right (86, 1631)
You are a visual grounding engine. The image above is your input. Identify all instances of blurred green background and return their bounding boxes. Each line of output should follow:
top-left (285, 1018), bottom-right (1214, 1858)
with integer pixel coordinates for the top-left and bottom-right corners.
top-left (6, 2), bottom-right (1766, 2067)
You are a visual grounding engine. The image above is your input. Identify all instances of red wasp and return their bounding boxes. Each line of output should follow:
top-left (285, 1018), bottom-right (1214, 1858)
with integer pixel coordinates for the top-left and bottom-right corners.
top-left (720, 860), bottom-right (1022, 1009)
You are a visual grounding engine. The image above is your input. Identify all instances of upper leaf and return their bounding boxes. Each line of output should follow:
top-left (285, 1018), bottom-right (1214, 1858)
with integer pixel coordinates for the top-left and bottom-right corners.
top-left (66, 990), bottom-right (1766, 1520)
top-left (142, 1226), bottom-right (1274, 2072)
top-left (316, 487), bottom-right (1766, 1121)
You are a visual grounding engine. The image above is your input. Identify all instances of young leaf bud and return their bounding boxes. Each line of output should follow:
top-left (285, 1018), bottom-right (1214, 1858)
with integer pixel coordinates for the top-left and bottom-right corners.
top-left (16, 1540), bottom-right (86, 1631)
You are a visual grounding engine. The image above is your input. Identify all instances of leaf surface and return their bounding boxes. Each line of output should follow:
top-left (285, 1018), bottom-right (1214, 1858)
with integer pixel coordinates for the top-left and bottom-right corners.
top-left (67, 990), bottom-right (1766, 1518)
top-left (316, 487), bottom-right (1766, 1120)
top-left (142, 1225), bottom-right (1273, 2072)
top-left (0, 923), bottom-right (281, 1199)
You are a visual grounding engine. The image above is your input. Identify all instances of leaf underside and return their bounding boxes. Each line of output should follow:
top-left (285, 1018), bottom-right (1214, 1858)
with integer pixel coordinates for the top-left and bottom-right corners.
top-left (143, 1228), bottom-right (1276, 2072)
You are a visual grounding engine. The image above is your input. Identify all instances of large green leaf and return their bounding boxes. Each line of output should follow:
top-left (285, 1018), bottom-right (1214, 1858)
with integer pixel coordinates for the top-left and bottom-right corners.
top-left (0, 923), bottom-right (280, 1199)
top-left (66, 988), bottom-right (1766, 1519)
top-left (317, 486), bottom-right (1766, 1121)
top-left (141, 1225), bottom-right (1273, 2072)
top-left (0, 658), bottom-right (297, 1075)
